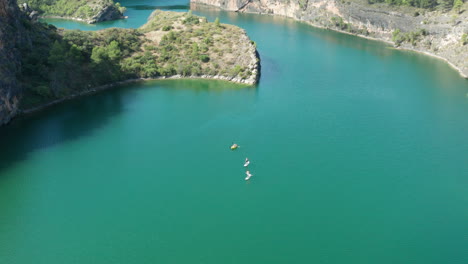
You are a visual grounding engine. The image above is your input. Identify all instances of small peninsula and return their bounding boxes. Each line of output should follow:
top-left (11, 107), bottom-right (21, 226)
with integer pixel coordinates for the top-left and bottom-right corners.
top-left (191, 0), bottom-right (468, 78)
top-left (0, 1), bottom-right (260, 126)
top-left (19, 0), bottom-right (126, 24)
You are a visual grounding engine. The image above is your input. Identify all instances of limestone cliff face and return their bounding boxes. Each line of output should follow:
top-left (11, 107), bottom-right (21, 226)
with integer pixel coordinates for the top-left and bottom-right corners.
top-left (191, 0), bottom-right (468, 78)
top-left (0, 0), bottom-right (29, 125)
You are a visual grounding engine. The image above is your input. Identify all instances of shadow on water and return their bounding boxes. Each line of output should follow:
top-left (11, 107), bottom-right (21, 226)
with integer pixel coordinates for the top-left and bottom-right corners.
top-left (0, 79), bottom-right (255, 176)
top-left (144, 78), bottom-right (253, 91)
top-left (0, 87), bottom-right (132, 176)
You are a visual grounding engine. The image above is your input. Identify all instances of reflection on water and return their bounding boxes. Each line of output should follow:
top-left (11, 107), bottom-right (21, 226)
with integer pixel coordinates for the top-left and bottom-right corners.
top-left (125, 4), bottom-right (190, 10)
top-left (134, 79), bottom-right (253, 91)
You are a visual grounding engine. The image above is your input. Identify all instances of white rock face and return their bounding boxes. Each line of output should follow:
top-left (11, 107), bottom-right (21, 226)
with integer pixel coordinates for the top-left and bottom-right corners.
top-left (191, 0), bottom-right (468, 78)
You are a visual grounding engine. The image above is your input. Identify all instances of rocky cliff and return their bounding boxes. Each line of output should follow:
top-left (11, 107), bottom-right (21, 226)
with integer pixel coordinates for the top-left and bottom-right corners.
top-left (88, 3), bottom-right (125, 23)
top-left (0, 0), bottom-right (28, 125)
top-left (191, 0), bottom-right (468, 78)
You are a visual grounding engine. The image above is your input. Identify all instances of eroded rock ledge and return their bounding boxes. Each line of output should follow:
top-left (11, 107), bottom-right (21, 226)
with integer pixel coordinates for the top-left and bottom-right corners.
top-left (191, 0), bottom-right (468, 78)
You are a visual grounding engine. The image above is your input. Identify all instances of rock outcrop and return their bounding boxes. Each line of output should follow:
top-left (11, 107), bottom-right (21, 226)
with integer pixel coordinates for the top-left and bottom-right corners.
top-left (0, 0), bottom-right (29, 125)
top-left (0, 3), bottom-right (260, 126)
top-left (20, 0), bottom-right (126, 24)
top-left (140, 10), bottom-right (260, 85)
top-left (88, 3), bottom-right (126, 24)
top-left (191, 0), bottom-right (468, 78)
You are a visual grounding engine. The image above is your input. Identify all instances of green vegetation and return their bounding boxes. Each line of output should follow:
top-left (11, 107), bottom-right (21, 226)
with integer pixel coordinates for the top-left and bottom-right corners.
top-left (19, 20), bottom-right (144, 107)
top-left (462, 33), bottom-right (468, 45)
top-left (298, 0), bottom-right (308, 10)
top-left (392, 28), bottom-right (428, 46)
top-left (20, 0), bottom-right (124, 20)
top-left (330, 17), bottom-right (369, 35)
top-left (18, 10), bottom-right (257, 108)
top-left (138, 10), bottom-right (256, 79)
top-left (453, 0), bottom-right (464, 12)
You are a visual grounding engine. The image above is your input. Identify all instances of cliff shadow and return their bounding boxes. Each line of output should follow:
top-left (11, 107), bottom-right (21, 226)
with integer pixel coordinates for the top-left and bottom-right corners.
top-left (0, 86), bottom-right (134, 177)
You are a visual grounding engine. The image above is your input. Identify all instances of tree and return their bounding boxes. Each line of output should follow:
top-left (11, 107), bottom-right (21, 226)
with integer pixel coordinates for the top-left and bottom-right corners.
top-left (106, 40), bottom-right (122, 61)
top-left (91, 46), bottom-right (107, 64)
top-left (439, 0), bottom-right (454, 10)
top-left (48, 40), bottom-right (67, 66)
top-left (67, 44), bottom-right (84, 62)
top-left (90, 41), bottom-right (121, 63)
top-left (214, 17), bottom-right (220, 27)
top-left (453, 0), bottom-right (464, 13)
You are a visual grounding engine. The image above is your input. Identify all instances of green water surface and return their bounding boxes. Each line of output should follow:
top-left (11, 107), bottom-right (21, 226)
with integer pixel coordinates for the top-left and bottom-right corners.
top-left (1, 1), bottom-right (468, 263)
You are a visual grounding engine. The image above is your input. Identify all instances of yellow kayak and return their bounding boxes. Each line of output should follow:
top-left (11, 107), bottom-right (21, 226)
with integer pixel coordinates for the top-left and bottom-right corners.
top-left (230, 143), bottom-right (239, 150)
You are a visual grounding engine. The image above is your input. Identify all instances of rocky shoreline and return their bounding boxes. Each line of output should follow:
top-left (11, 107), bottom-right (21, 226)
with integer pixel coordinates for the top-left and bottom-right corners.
top-left (20, 1), bottom-right (126, 24)
top-left (21, 74), bottom-right (257, 116)
top-left (191, 0), bottom-right (468, 78)
top-left (40, 13), bottom-right (128, 24)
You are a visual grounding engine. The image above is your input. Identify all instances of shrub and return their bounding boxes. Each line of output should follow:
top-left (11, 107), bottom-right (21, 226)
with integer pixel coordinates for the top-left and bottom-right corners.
top-left (199, 54), bottom-right (210, 62)
top-left (392, 29), bottom-right (404, 46)
top-left (183, 15), bottom-right (200, 25)
top-left (453, 0), bottom-right (463, 13)
top-left (230, 65), bottom-right (243, 76)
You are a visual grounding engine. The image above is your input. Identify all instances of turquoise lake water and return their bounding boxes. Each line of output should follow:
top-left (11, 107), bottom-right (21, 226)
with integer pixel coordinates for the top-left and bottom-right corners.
top-left (1, 1), bottom-right (468, 263)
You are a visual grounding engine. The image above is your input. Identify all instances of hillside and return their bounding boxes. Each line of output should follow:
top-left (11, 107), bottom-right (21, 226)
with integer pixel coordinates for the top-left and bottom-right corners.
top-left (0, 0), bottom-right (28, 125)
top-left (0, 1), bottom-right (259, 126)
top-left (191, 0), bottom-right (468, 78)
top-left (19, 0), bottom-right (126, 23)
